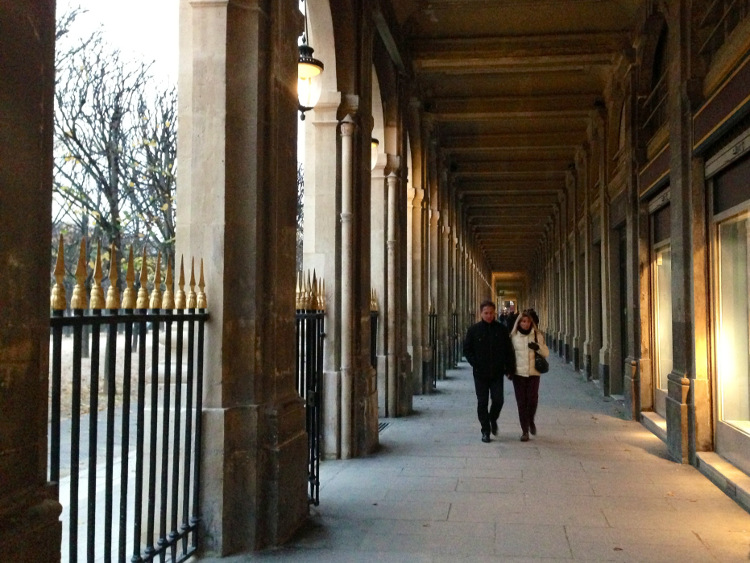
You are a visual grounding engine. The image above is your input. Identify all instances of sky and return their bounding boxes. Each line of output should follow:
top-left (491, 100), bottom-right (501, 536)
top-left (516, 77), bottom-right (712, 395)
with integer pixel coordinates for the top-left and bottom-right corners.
top-left (57, 0), bottom-right (179, 82)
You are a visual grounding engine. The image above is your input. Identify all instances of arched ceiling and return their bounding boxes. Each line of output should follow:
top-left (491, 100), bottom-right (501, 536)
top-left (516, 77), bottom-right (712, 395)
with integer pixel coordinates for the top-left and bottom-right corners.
top-left (378, 0), bottom-right (643, 286)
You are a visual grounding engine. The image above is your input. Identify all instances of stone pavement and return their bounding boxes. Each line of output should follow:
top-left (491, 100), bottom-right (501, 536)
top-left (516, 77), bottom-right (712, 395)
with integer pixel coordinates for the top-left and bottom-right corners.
top-left (199, 355), bottom-right (750, 562)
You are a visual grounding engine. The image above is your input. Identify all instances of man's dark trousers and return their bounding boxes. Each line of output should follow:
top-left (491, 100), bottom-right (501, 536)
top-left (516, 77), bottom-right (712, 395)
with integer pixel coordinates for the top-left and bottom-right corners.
top-left (473, 375), bottom-right (504, 434)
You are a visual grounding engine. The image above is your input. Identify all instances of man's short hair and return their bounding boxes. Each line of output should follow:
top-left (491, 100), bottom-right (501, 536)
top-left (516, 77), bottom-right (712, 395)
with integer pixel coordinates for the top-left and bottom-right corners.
top-left (479, 299), bottom-right (496, 311)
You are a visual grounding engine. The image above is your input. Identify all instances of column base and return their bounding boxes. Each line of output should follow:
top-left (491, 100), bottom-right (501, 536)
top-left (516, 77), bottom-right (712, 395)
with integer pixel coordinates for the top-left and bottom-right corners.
top-left (200, 396), bottom-right (308, 555)
top-left (0, 486), bottom-right (61, 563)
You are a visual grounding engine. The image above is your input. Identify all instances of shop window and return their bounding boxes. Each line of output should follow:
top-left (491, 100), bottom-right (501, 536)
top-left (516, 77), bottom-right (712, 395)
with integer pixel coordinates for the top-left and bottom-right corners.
top-left (653, 245), bottom-right (673, 394)
top-left (651, 200), bottom-right (672, 412)
top-left (716, 212), bottom-right (750, 429)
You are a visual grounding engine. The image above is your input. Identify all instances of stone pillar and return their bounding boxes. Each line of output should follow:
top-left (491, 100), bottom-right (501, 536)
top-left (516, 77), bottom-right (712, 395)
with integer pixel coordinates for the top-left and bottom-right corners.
top-left (0, 3), bottom-right (62, 561)
top-left (340, 116), bottom-right (356, 458)
top-left (371, 148), bottom-right (387, 416)
top-left (387, 158), bottom-right (407, 415)
top-left (665, 3), bottom-right (695, 463)
top-left (440, 219), bottom-right (451, 378)
top-left (302, 93), bottom-right (343, 459)
top-left (176, 0), bottom-right (307, 552)
top-left (407, 186), bottom-right (424, 392)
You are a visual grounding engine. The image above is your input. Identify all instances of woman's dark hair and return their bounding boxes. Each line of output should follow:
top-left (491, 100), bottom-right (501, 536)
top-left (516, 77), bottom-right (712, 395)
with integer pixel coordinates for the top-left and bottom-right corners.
top-left (526, 308), bottom-right (539, 326)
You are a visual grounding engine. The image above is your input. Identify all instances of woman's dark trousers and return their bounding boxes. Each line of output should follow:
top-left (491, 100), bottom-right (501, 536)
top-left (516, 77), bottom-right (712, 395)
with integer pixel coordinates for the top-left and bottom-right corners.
top-left (511, 375), bottom-right (540, 434)
top-left (473, 376), bottom-right (504, 434)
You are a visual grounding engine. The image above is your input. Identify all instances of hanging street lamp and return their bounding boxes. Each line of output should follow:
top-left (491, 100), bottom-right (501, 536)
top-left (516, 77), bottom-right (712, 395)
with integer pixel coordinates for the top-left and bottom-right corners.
top-left (298, 0), bottom-right (324, 120)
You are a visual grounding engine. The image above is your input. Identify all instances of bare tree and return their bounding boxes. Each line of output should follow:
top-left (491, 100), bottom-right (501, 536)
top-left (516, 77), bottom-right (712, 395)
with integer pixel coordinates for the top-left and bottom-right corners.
top-left (127, 87), bottom-right (178, 266)
top-left (296, 163), bottom-right (304, 271)
top-left (54, 27), bottom-right (150, 254)
top-left (53, 8), bottom-right (178, 285)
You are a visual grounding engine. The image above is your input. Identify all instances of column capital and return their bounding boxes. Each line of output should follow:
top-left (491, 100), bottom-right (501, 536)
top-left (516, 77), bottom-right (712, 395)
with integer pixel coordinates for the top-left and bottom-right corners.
top-left (340, 115), bottom-right (356, 137)
top-left (385, 154), bottom-right (401, 175)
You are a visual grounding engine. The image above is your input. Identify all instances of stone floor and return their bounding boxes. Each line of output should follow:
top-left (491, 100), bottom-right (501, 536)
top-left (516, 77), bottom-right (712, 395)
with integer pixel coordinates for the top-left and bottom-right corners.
top-left (199, 355), bottom-right (750, 562)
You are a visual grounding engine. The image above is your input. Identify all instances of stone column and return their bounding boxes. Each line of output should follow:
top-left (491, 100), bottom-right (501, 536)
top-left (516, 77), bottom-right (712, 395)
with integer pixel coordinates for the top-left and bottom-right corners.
top-left (407, 186), bottom-right (424, 392)
top-left (302, 93), bottom-right (343, 459)
top-left (440, 220), bottom-right (451, 378)
top-left (176, 0), bottom-right (307, 552)
top-left (0, 3), bottom-right (62, 561)
top-left (665, 3), bottom-right (696, 463)
top-left (339, 116), bottom-right (356, 458)
top-left (371, 149), bottom-right (387, 416)
top-left (386, 161), bottom-right (400, 416)
top-left (577, 147), bottom-right (591, 377)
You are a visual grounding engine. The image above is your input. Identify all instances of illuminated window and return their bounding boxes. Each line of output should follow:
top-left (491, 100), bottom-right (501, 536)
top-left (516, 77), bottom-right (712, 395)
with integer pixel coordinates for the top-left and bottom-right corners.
top-left (653, 245), bottom-right (673, 393)
top-left (716, 212), bottom-right (750, 428)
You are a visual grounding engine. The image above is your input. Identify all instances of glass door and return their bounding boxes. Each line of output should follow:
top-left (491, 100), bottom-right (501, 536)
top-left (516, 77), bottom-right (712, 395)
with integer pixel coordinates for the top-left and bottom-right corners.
top-left (652, 243), bottom-right (672, 417)
top-left (715, 212), bottom-right (750, 432)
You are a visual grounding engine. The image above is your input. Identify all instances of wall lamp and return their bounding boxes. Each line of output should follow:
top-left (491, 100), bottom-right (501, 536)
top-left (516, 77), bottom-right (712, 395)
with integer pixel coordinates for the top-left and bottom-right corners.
top-left (298, 0), bottom-right (324, 120)
top-left (370, 138), bottom-right (379, 170)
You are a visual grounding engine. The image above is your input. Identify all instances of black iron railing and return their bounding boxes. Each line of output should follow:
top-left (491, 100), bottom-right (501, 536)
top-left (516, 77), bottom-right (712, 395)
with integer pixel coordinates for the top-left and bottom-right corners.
top-left (426, 309), bottom-right (438, 390)
top-left (50, 308), bottom-right (207, 563)
top-left (295, 307), bottom-right (324, 507)
top-left (295, 271), bottom-right (326, 506)
top-left (452, 312), bottom-right (460, 369)
top-left (49, 237), bottom-right (207, 563)
top-left (370, 310), bottom-right (379, 370)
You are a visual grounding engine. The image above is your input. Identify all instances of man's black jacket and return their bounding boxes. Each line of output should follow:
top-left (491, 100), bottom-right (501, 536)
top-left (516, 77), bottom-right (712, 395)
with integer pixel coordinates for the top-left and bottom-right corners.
top-left (463, 320), bottom-right (515, 379)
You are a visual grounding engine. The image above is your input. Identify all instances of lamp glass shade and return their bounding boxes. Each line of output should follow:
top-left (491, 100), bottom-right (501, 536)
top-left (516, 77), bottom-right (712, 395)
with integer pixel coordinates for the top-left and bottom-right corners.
top-left (298, 74), bottom-right (323, 112)
top-left (299, 60), bottom-right (323, 79)
top-left (370, 138), bottom-right (380, 170)
top-left (298, 43), bottom-right (324, 114)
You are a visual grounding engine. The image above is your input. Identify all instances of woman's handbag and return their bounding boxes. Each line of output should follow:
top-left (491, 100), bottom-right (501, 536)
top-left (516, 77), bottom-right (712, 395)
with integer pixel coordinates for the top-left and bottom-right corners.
top-left (533, 331), bottom-right (549, 373)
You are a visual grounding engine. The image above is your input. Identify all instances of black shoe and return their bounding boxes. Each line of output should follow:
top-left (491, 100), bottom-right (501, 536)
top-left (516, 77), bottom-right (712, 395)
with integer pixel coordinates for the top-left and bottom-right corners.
top-left (490, 420), bottom-right (498, 436)
top-left (530, 422), bottom-right (536, 436)
top-left (481, 432), bottom-right (491, 443)
top-left (520, 433), bottom-right (529, 442)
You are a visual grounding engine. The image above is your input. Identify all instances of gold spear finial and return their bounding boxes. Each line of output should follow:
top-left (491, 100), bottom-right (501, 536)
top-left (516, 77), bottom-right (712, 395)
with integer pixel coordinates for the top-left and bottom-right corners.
top-left (175, 256), bottom-right (186, 309)
top-left (320, 278), bottom-right (326, 311)
top-left (197, 258), bottom-right (207, 309)
top-left (295, 270), bottom-right (303, 310)
top-left (311, 270), bottom-right (319, 310)
top-left (121, 247), bottom-right (136, 309)
top-left (70, 238), bottom-right (88, 310)
top-left (370, 288), bottom-right (378, 312)
top-left (105, 242), bottom-right (120, 309)
top-left (149, 252), bottom-right (162, 309)
top-left (51, 234), bottom-right (67, 310)
top-left (303, 270), bottom-right (311, 310)
top-left (90, 241), bottom-right (105, 310)
top-left (136, 247), bottom-right (150, 309)
top-left (187, 257), bottom-right (197, 309)
top-left (162, 257), bottom-right (175, 310)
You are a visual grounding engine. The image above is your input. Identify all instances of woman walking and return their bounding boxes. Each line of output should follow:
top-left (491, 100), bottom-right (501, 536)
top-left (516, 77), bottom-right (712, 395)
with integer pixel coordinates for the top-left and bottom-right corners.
top-left (509, 311), bottom-right (549, 441)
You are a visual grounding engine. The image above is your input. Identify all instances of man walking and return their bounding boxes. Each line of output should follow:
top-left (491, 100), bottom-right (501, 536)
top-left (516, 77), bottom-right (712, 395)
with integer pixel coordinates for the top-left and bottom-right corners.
top-left (463, 300), bottom-right (515, 442)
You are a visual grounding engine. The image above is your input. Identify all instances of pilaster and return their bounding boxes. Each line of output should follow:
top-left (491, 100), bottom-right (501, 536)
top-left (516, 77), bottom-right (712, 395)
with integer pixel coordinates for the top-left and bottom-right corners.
top-left (177, 0), bottom-right (307, 552)
top-left (0, 3), bottom-right (62, 560)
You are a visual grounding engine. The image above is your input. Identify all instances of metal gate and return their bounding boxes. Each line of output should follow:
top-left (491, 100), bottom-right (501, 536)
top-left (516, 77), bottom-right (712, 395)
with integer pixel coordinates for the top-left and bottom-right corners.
top-left (295, 272), bottom-right (325, 506)
top-left (49, 239), bottom-right (207, 562)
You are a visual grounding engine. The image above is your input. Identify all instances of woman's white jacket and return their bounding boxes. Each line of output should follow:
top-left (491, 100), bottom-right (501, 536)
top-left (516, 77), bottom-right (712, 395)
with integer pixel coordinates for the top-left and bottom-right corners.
top-left (510, 320), bottom-right (550, 377)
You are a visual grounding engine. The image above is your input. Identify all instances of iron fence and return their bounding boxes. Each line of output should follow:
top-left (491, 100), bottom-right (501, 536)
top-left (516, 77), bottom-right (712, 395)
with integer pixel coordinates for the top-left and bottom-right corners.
top-left (425, 307), bottom-right (438, 390)
top-left (49, 238), bottom-right (206, 563)
top-left (295, 272), bottom-right (325, 506)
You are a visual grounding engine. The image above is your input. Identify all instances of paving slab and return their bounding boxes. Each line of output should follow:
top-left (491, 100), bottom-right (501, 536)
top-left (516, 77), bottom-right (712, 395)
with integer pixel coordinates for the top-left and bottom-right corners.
top-left (197, 355), bottom-right (750, 561)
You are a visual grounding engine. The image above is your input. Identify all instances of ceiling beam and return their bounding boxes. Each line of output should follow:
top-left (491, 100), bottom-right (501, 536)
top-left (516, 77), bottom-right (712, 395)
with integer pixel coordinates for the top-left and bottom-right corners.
top-left (411, 32), bottom-right (629, 73)
top-left (429, 94), bottom-right (601, 120)
top-left (441, 131), bottom-right (585, 150)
